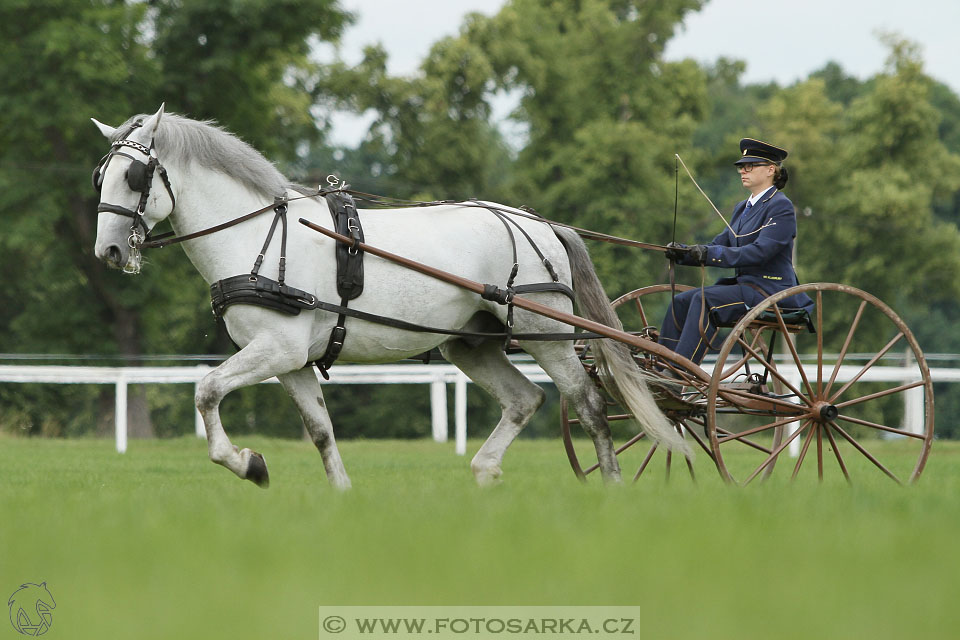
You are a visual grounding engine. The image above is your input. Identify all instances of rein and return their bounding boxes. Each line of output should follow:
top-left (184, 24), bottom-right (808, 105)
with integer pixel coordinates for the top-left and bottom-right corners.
top-left (133, 185), bottom-right (672, 254)
top-left (140, 191), bottom-right (327, 249)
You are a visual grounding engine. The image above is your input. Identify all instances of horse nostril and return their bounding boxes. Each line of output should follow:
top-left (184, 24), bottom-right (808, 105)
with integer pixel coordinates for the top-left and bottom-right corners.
top-left (106, 245), bottom-right (123, 265)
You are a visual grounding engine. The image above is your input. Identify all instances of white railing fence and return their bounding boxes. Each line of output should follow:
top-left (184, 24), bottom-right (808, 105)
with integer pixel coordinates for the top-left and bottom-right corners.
top-left (0, 364), bottom-right (551, 455)
top-left (0, 361), bottom-right (951, 456)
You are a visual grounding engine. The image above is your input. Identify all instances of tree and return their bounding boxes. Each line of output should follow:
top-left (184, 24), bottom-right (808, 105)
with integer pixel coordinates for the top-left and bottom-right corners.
top-left (318, 39), bottom-right (514, 200)
top-left (0, 0), bottom-right (350, 437)
top-left (789, 38), bottom-right (960, 320)
top-left (432, 0), bottom-right (709, 295)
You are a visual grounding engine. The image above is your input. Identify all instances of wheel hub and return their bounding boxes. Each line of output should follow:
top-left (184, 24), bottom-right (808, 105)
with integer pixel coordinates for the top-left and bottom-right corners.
top-left (814, 401), bottom-right (839, 423)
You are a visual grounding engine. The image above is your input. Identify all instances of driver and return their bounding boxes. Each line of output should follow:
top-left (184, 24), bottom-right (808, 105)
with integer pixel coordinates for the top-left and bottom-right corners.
top-left (659, 138), bottom-right (814, 365)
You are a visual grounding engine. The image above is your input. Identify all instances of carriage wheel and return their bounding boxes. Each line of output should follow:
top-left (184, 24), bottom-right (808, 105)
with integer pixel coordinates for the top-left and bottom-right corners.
top-left (561, 284), bottom-right (713, 482)
top-left (706, 283), bottom-right (934, 485)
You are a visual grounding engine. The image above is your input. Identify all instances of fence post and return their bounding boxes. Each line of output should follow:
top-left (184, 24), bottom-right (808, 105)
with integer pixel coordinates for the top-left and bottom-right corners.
top-left (455, 372), bottom-right (468, 455)
top-left (903, 349), bottom-right (924, 435)
top-left (115, 375), bottom-right (128, 454)
top-left (430, 380), bottom-right (448, 442)
top-left (194, 388), bottom-right (205, 439)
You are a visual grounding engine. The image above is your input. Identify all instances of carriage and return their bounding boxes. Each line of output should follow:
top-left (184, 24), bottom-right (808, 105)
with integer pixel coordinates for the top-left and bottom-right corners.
top-left (91, 106), bottom-right (934, 489)
top-left (559, 282), bottom-right (934, 485)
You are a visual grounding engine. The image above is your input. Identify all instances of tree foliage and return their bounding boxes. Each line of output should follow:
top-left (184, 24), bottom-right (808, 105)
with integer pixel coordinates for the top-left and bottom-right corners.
top-left (0, 0), bottom-right (350, 437)
top-left (3, 1), bottom-right (960, 439)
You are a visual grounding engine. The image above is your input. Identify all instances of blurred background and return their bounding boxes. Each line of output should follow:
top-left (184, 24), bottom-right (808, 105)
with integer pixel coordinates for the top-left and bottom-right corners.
top-left (2, 0), bottom-right (959, 441)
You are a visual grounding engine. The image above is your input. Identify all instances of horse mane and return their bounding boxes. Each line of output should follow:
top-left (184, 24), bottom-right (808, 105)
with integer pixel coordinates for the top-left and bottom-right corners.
top-left (114, 112), bottom-right (289, 198)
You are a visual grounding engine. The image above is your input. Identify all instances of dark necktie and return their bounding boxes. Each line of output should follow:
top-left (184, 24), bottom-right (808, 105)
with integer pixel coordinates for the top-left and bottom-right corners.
top-left (737, 200), bottom-right (752, 236)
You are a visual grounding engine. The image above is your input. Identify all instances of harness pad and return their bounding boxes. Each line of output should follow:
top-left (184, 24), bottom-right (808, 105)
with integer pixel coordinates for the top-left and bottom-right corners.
top-left (324, 191), bottom-right (365, 300)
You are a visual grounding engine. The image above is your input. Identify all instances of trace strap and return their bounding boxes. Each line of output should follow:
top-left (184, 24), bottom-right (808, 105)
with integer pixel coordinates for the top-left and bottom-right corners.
top-left (210, 274), bottom-right (587, 342)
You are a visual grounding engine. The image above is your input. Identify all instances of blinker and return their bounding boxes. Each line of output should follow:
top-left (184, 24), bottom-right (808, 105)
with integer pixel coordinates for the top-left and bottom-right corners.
top-left (126, 160), bottom-right (150, 192)
top-left (92, 156), bottom-right (153, 195)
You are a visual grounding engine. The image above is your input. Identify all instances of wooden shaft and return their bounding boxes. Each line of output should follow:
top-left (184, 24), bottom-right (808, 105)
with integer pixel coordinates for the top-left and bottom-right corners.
top-left (297, 217), bottom-right (708, 382)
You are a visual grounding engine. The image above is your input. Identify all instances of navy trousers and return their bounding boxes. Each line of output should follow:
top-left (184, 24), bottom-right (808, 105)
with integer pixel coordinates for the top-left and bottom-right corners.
top-left (659, 284), bottom-right (768, 364)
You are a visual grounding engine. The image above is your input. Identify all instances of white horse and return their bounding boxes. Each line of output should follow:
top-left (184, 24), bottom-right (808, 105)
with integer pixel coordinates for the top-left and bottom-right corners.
top-left (91, 104), bottom-right (686, 489)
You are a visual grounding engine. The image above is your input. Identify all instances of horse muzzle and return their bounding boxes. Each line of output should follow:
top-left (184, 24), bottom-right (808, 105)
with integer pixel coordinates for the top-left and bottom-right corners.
top-left (96, 241), bottom-right (128, 270)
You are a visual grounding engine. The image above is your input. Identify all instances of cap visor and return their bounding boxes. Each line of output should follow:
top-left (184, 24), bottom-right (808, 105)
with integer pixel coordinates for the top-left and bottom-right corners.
top-left (734, 155), bottom-right (772, 165)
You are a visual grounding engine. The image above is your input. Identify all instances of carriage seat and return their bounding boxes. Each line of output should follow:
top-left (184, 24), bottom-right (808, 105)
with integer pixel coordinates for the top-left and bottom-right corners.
top-left (713, 306), bottom-right (816, 334)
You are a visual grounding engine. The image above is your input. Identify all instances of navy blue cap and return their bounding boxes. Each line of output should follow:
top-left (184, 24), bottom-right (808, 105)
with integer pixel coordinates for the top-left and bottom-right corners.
top-left (734, 138), bottom-right (788, 165)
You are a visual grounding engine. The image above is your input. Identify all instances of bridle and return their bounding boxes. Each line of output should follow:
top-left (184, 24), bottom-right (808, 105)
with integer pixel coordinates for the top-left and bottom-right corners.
top-left (91, 120), bottom-right (176, 272)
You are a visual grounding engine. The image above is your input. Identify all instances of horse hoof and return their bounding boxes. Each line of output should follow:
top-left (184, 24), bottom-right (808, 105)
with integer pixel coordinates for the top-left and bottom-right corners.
top-left (473, 466), bottom-right (503, 487)
top-left (245, 451), bottom-right (270, 488)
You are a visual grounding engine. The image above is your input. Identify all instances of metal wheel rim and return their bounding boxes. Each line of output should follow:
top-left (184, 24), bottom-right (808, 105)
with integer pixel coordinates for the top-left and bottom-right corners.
top-left (706, 282), bottom-right (934, 485)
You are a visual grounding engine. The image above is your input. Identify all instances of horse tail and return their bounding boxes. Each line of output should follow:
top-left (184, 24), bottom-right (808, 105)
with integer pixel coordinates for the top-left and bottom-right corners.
top-left (553, 226), bottom-right (692, 458)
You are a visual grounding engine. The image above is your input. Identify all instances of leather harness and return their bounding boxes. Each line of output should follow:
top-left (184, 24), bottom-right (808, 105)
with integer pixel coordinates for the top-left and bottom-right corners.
top-left (313, 191), bottom-right (365, 378)
top-left (92, 134), bottom-right (637, 379)
top-left (207, 190), bottom-right (579, 378)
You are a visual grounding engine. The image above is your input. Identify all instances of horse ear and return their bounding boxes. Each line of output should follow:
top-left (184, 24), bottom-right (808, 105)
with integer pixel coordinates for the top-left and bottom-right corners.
top-left (142, 103), bottom-right (166, 136)
top-left (91, 118), bottom-right (117, 139)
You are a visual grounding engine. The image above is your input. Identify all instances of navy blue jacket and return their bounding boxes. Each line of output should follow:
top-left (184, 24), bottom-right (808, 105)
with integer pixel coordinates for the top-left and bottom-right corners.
top-left (698, 188), bottom-right (813, 311)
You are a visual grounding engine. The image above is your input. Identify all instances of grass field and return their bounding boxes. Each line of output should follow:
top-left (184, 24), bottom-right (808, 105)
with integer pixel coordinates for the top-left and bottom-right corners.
top-left (1, 434), bottom-right (959, 639)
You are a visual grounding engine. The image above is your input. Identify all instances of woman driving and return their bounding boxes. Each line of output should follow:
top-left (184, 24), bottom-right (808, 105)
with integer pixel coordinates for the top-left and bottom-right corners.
top-left (659, 138), bottom-right (814, 365)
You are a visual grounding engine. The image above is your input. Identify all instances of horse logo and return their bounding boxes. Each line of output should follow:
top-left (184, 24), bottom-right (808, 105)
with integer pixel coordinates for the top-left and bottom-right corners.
top-left (8, 583), bottom-right (56, 636)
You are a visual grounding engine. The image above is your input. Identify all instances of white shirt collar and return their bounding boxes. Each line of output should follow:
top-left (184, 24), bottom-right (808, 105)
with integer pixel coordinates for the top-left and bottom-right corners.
top-left (747, 186), bottom-right (775, 207)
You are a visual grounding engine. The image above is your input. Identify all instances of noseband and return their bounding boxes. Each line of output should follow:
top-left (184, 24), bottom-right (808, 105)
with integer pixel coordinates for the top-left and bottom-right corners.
top-left (92, 121), bottom-right (176, 271)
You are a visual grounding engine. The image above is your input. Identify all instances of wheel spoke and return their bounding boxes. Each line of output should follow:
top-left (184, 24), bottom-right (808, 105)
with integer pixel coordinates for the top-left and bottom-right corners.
top-left (717, 415), bottom-right (809, 445)
top-left (816, 290), bottom-right (823, 396)
top-left (829, 421), bottom-right (903, 484)
top-left (791, 420), bottom-right (817, 480)
top-left (634, 297), bottom-right (648, 327)
top-left (774, 306), bottom-right (815, 399)
top-left (613, 431), bottom-right (648, 455)
top-left (836, 413), bottom-right (926, 440)
top-left (716, 386), bottom-right (808, 413)
top-left (743, 421), bottom-right (811, 485)
top-left (729, 336), bottom-right (812, 405)
top-left (716, 427), bottom-right (773, 455)
top-left (569, 412), bottom-right (635, 425)
top-left (834, 379), bottom-right (925, 410)
top-left (632, 443), bottom-right (659, 482)
top-left (829, 332), bottom-right (904, 403)
top-left (816, 423), bottom-right (824, 481)
top-left (678, 417), bottom-right (717, 462)
top-left (560, 402), bottom-right (586, 481)
top-left (719, 328), bottom-right (769, 380)
top-left (685, 454), bottom-right (697, 481)
top-left (823, 423), bottom-right (851, 483)
top-left (824, 300), bottom-right (867, 398)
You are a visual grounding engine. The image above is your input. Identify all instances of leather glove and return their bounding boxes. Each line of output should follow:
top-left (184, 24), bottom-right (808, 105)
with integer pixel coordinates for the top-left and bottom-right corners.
top-left (687, 244), bottom-right (709, 266)
top-left (664, 242), bottom-right (688, 262)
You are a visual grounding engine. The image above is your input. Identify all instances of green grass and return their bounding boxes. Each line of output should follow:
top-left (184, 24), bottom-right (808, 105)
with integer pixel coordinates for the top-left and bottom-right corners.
top-left (1, 435), bottom-right (959, 639)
